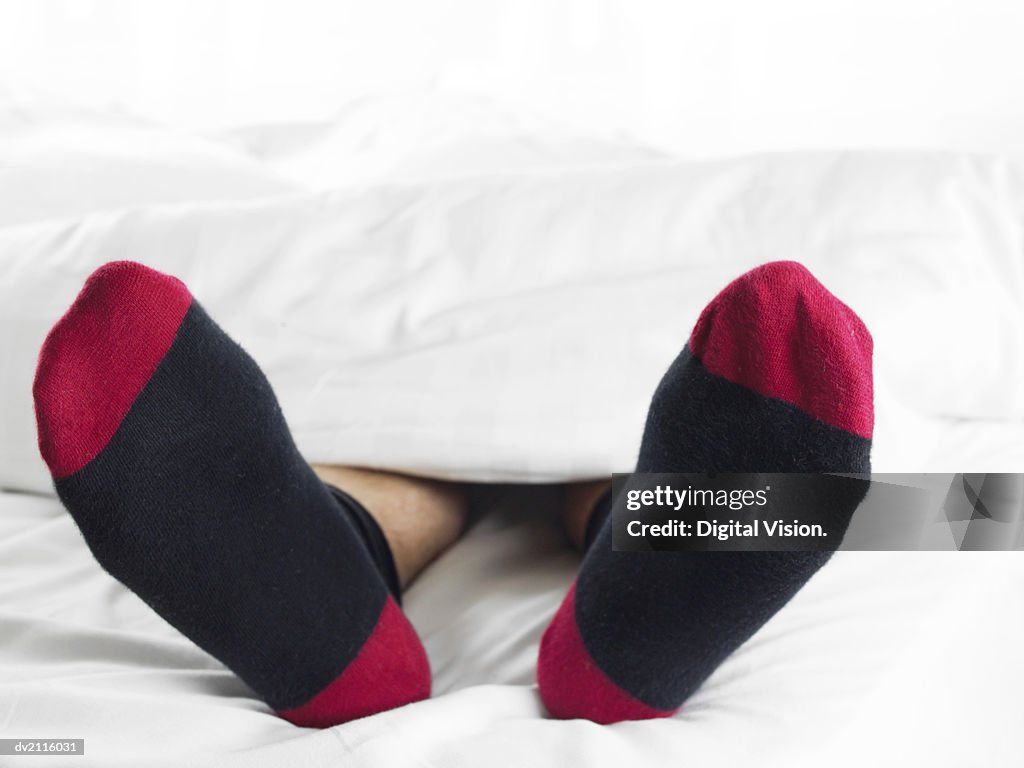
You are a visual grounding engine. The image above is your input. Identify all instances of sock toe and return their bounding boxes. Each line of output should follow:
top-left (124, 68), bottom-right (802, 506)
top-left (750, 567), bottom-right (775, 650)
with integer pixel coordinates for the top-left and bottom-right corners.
top-left (689, 260), bottom-right (874, 439)
top-left (34, 261), bottom-right (192, 478)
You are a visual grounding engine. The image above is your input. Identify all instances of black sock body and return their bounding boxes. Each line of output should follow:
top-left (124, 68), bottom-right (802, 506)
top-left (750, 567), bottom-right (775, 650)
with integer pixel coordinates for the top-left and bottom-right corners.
top-left (539, 261), bottom-right (874, 723)
top-left (34, 262), bottom-right (429, 726)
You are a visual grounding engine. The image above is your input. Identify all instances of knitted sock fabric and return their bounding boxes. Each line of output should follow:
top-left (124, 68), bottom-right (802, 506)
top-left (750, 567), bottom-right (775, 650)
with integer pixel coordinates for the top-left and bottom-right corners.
top-left (537, 260), bottom-right (874, 724)
top-left (33, 261), bottom-right (429, 727)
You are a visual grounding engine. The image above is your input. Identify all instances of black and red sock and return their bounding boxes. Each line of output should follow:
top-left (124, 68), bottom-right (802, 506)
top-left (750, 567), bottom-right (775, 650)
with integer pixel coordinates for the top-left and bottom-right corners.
top-left (538, 261), bottom-right (874, 723)
top-left (33, 262), bottom-right (429, 727)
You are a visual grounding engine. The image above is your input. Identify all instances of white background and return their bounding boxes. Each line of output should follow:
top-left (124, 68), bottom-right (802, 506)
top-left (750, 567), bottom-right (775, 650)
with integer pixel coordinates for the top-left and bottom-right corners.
top-left (3, 0), bottom-right (1024, 155)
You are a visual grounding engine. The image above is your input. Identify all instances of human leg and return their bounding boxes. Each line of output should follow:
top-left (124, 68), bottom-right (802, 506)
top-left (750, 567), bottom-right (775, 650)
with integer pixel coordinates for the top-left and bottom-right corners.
top-left (539, 261), bottom-right (874, 723)
top-left (33, 262), bottom-right (445, 727)
top-left (312, 465), bottom-right (467, 589)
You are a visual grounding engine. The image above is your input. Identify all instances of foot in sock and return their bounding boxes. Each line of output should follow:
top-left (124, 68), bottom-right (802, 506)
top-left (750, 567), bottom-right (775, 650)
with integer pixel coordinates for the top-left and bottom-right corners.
top-left (33, 261), bottom-right (430, 727)
top-left (538, 260), bottom-right (874, 723)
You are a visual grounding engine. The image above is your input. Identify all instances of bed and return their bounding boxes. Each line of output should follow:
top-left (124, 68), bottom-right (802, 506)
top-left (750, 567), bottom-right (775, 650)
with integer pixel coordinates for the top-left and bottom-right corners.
top-left (1, 105), bottom-right (1022, 767)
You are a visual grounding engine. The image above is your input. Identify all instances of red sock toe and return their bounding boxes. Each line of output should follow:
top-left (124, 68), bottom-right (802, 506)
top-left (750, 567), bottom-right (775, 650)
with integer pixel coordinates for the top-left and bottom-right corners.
top-left (689, 260), bottom-right (873, 439)
top-left (34, 261), bottom-right (192, 478)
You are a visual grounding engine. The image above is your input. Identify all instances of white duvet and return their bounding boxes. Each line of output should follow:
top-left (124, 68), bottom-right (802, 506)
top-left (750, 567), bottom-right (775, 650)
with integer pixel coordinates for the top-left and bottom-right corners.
top-left (2, 113), bottom-right (1023, 766)
top-left (4, 152), bottom-right (1024, 495)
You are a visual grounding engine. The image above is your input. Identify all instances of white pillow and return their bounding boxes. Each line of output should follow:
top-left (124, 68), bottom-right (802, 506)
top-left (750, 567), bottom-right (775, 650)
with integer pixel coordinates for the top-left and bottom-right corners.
top-left (3, 152), bottom-right (1022, 495)
top-left (0, 107), bottom-right (295, 228)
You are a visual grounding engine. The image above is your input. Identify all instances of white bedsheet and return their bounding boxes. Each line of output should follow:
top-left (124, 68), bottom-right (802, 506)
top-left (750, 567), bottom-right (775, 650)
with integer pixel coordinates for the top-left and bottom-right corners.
top-left (2, 466), bottom-right (1022, 767)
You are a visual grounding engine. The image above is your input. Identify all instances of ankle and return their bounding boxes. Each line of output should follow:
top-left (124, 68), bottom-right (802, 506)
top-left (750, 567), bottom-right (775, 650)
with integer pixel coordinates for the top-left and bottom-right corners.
top-left (313, 465), bottom-right (468, 588)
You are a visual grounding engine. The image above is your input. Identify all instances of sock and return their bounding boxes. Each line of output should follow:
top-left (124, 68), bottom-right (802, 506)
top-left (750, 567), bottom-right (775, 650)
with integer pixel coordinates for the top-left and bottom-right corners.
top-left (537, 260), bottom-right (873, 724)
top-left (33, 261), bottom-right (430, 727)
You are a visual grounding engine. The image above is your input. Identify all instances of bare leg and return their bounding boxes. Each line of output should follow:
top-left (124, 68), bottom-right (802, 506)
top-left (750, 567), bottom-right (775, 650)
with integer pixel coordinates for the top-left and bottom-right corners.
top-left (313, 465), bottom-right (468, 588)
top-left (561, 479), bottom-right (612, 550)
